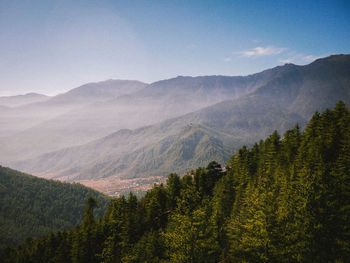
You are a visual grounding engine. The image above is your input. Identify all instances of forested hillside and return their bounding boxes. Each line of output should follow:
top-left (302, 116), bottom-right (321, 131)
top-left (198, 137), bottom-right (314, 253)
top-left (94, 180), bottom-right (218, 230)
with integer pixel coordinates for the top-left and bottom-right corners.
top-left (2, 101), bottom-right (349, 262)
top-left (0, 167), bottom-right (109, 247)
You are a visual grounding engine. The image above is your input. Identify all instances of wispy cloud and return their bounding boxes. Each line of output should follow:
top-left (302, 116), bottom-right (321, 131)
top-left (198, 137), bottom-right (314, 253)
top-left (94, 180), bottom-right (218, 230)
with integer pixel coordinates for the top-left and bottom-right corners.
top-left (235, 46), bottom-right (287, 57)
top-left (302, 55), bottom-right (319, 62)
top-left (278, 53), bottom-right (323, 64)
top-left (225, 44), bottom-right (323, 66)
top-left (279, 58), bottom-right (293, 64)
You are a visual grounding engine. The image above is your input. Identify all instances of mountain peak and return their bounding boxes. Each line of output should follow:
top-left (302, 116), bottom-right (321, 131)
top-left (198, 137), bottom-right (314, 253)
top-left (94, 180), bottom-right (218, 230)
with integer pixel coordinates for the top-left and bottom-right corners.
top-left (50, 79), bottom-right (148, 103)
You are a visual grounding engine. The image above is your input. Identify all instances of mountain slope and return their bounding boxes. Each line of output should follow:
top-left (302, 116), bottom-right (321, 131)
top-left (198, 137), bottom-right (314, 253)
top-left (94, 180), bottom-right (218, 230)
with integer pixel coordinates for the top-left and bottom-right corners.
top-left (0, 64), bottom-right (305, 162)
top-left (13, 94), bottom-right (304, 194)
top-left (0, 80), bottom-right (147, 160)
top-left (254, 54), bottom-right (350, 119)
top-left (48, 79), bottom-right (147, 104)
top-left (0, 166), bottom-right (109, 247)
top-left (6, 55), bottom-right (350, 194)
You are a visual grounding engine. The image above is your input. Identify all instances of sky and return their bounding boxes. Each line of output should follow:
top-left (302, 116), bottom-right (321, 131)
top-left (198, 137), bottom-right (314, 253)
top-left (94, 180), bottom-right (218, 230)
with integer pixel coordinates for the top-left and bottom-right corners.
top-left (0, 0), bottom-right (349, 96)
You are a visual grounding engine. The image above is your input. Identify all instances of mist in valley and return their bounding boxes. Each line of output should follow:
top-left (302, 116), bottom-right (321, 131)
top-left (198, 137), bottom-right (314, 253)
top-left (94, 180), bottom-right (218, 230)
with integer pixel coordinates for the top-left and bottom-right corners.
top-left (0, 75), bottom-right (262, 164)
top-left (1, 55), bottom-right (349, 196)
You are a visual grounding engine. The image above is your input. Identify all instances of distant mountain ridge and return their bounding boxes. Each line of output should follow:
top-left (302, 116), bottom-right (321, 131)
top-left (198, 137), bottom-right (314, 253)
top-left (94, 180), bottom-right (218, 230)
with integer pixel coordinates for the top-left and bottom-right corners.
top-left (0, 93), bottom-right (49, 107)
top-left (49, 79), bottom-right (147, 104)
top-left (3, 54), bottom-right (350, 194)
top-left (0, 66), bottom-right (291, 162)
top-left (0, 80), bottom-right (148, 156)
top-left (254, 54), bottom-right (350, 119)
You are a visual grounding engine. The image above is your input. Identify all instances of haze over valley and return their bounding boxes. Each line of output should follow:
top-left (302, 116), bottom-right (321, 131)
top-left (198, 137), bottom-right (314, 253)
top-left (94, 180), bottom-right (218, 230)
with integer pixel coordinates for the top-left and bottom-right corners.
top-left (1, 54), bottom-right (349, 195)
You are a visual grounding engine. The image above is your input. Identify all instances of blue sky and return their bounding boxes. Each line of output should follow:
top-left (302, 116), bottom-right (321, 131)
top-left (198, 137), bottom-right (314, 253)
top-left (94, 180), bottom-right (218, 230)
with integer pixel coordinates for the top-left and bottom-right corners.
top-left (0, 0), bottom-right (349, 96)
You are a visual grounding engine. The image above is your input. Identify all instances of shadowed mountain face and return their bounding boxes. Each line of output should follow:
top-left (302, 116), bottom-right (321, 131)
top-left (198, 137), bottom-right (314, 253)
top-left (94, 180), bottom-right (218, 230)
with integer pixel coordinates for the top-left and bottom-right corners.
top-left (254, 55), bottom-right (350, 119)
top-left (3, 54), bottom-right (350, 194)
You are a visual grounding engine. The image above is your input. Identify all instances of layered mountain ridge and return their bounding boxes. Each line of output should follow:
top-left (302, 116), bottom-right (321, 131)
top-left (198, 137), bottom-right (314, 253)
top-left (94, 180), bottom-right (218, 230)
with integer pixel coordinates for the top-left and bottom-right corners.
top-left (2, 54), bottom-right (350, 194)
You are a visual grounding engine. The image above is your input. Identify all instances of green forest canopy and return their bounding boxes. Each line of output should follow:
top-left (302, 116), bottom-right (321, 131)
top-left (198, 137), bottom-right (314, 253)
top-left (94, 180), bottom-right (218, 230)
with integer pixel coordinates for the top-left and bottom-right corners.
top-left (1, 101), bottom-right (349, 262)
top-left (0, 167), bottom-right (109, 247)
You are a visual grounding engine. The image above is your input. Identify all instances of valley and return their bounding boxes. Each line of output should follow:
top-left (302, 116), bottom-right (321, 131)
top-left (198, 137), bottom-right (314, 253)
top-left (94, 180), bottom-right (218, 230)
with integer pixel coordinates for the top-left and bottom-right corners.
top-left (1, 54), bottom-right (350, 195)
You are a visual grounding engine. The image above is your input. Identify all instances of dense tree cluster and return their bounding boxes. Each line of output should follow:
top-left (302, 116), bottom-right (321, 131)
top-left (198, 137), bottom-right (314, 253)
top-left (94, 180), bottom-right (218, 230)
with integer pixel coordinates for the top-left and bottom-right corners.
top-left (0, 168), bottom-right (109, 247)
top-left (1, 101), bottom-right (349, 262)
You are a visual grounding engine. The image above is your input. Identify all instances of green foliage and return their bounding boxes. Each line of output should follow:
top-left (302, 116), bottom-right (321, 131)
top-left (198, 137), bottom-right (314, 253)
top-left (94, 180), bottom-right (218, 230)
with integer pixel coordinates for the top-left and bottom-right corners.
top-left (226, 101), bottom-right (350, 262)
top-left (163, 205), bottom-right (218, 263)
top-left (0, 167), bottom-right (109, 247)
top-left (2, 101), bottom-right (349, 263)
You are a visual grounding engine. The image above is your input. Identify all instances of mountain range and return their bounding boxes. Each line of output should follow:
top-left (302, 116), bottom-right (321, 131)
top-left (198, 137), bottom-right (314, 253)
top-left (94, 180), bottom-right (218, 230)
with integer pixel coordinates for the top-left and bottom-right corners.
top-left (1, 54), bottom-right (349, 194)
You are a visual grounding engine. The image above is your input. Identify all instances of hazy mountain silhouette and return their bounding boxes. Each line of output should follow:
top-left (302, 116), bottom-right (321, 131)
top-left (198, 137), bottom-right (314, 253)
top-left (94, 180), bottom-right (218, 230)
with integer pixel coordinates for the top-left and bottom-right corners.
top-left (0, 80), bottom-right (147, 158)
top-left (11, 55), bottom-right (350, 188)
top-left (0, 67), bottom-right (285, 161)
top-left (3, 55), bottom-right (350, 192)
top-left (0, 93), bottom-right (49, 108)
